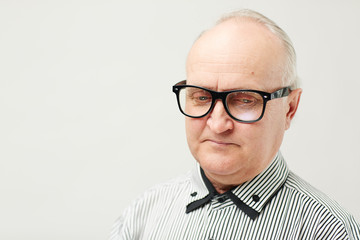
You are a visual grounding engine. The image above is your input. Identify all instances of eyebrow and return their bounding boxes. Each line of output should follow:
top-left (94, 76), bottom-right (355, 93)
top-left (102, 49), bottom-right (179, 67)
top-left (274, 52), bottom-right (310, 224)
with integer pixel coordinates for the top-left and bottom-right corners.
top-left (184, 80), bottom-right (269, 92)
top-left (194, 85), bottom-right (268, 92)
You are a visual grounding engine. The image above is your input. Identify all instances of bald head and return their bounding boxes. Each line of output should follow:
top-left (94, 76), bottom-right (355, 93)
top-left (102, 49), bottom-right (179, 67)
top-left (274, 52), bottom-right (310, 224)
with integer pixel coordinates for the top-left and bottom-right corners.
top-left (186, 18), bottom-right (287, 91)
top-left (186, 10), bottom-right (298, 89)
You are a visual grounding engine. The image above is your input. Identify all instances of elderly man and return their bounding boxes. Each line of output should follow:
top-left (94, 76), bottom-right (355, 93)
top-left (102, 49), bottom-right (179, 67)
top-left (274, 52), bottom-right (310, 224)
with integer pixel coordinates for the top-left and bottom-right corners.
top-left (111, 9), bottom-right (360, 239)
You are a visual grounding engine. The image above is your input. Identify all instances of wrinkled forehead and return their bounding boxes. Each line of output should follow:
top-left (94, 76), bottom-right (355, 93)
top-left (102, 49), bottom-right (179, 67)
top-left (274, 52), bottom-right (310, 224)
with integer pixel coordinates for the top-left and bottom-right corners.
top-left (186, 19), bottom-right (286, 91)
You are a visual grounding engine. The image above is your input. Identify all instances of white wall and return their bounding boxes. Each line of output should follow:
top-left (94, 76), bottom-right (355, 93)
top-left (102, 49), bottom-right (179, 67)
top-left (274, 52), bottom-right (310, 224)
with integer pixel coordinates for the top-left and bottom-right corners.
top-left (0, 0), bottom-right (359, 239)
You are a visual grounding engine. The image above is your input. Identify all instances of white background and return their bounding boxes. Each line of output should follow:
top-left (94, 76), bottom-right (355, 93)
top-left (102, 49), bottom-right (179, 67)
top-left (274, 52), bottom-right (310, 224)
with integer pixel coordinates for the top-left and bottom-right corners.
top-left (1, 0), bottom-right (359, 239)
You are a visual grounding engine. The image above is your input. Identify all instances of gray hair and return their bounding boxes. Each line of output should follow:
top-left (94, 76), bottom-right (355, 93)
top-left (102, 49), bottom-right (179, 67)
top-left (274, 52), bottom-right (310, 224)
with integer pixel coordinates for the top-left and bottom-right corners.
top-left (215, 9), bottom-right (299, 89)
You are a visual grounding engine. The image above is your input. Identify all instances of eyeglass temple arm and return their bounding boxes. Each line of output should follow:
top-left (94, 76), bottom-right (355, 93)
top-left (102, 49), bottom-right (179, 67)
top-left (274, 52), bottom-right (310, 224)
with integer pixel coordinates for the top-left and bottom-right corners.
top-left (270, 87), bottom-right (291, 100)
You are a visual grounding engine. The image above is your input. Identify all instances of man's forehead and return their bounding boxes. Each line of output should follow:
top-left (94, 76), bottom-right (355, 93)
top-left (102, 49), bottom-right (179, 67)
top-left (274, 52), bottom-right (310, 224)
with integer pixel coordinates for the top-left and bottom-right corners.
top-left (188, 62), bottom-right (253, 74)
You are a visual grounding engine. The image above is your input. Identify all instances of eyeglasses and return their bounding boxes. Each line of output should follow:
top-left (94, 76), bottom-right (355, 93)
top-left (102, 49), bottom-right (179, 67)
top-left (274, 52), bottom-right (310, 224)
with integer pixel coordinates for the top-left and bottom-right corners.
top-left (172, 80), bottom-right (291, 123)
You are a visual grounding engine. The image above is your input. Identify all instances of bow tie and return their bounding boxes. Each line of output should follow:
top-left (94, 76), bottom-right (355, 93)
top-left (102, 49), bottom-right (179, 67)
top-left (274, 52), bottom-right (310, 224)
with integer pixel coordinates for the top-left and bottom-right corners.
top-left (186, 168), bottom-right (259, 220)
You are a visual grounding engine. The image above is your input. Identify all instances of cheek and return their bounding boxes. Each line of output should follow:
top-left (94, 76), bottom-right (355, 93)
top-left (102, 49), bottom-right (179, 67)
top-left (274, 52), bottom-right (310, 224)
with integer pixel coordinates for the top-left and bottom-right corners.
top-left (185, 118), bottom-right (204, 144)
top-left (185, 118), bottom-right (205, 160)
top-left (241, 105), bottom-right (286, 142)
top-left (235, 123), bottom-right (265, 148)
top-left (257, 105), bottom-right (287, 143)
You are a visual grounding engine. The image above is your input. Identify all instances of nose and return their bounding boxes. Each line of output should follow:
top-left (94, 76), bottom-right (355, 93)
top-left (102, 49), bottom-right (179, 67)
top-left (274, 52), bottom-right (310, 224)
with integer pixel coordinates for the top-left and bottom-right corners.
top-left (206, 100), bottom-right (234, 134)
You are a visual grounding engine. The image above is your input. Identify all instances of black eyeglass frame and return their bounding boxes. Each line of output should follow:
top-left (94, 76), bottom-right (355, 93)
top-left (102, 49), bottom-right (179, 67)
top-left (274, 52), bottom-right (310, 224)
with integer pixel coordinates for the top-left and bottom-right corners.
top-left (172, 80), bottom-right (291, 123)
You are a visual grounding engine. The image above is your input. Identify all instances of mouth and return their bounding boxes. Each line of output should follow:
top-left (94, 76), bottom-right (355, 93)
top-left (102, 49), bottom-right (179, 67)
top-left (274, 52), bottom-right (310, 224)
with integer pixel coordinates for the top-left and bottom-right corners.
top-left (204, 139), bottom-right (236, 146)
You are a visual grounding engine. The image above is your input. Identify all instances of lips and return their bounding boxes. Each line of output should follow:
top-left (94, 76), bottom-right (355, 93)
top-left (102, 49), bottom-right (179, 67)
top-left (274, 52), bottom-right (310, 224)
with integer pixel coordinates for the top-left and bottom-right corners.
top-left (204, 139), bottom-right (237, 146)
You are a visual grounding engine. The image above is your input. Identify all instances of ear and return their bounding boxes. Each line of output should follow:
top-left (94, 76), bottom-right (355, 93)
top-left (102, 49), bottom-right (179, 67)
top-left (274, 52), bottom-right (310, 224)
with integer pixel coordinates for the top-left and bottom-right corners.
top-left (285, 88), bottom-right (302, 130)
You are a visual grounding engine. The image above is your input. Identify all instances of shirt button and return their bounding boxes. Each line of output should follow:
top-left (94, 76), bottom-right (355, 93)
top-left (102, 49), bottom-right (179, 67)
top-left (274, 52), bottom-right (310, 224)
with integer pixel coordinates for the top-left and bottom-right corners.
top-left (252, 195), bottom-right (260, 202)
top-left (191, 192), bottom-right (197, 197)
top-left (218, 197), bottom-right (226, 203)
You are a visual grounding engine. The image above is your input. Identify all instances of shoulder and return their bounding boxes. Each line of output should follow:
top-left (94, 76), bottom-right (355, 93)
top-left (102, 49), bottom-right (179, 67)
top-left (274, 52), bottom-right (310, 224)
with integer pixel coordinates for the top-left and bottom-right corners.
top-left (127, 171), bottom-right (192, 214)
top-left (110, 172), bottom-right (193, 240)
top-left (283, 171), bottom-right (360, 239)
top-left (135, 171), bottom-right (192, 204)
top-left (284, 171), bottom-right (349, 217)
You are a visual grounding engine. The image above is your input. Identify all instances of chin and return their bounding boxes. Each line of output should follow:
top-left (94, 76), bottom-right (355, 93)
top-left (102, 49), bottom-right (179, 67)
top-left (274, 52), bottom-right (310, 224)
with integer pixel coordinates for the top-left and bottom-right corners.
top-left (198, 154), bottom-right (243, 177)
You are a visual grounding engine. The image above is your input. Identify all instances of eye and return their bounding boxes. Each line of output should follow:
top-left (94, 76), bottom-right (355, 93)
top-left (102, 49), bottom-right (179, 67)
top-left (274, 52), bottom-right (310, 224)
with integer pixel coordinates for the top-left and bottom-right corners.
top-left (188, 90), bottom-right (212, 104)
top-left (196, 95), bottom-right (210, 101)
top-left (232, 95), bottom-right (256, 104)
top-left (239, 98), bottom-right (253, 104)
top-left (228, 92), bottom-right (262, 108)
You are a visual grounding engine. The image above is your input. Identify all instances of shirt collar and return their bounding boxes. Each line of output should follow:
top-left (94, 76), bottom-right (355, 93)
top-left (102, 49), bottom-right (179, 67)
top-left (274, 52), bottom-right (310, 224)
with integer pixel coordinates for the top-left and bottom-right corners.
top-left (188, 152), bottom-right (289, 219)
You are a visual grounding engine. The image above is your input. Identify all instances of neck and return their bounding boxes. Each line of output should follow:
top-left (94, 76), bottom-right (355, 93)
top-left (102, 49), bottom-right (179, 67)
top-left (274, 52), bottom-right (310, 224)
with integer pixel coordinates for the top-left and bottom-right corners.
top-left (212, 181), bottom-right (236, 194)
top-left (202, 171), bottom-right (238, 194)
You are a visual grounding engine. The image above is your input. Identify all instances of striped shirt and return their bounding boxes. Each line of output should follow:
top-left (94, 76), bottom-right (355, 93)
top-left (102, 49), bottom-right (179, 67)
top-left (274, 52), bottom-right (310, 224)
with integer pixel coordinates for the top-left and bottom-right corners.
top-left (110, 153), bottom-right (360, 239)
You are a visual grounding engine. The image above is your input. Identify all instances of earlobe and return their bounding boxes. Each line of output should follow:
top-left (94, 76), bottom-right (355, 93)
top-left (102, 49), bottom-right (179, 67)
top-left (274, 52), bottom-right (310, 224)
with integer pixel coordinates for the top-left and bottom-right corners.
top-left (285, 88), bottom-right (302, 130)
